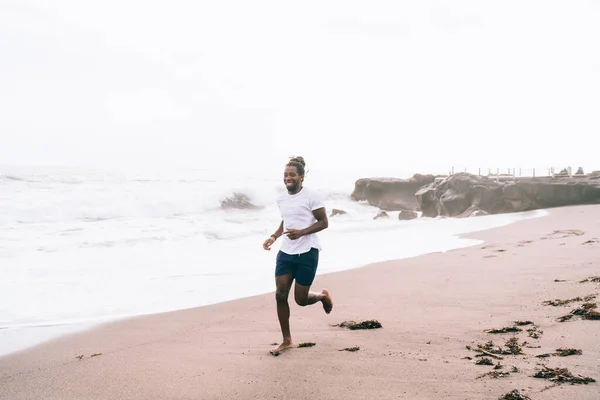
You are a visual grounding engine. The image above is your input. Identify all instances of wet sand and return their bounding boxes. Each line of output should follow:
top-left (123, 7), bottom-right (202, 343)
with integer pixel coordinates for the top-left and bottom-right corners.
top-left (1, 205), bottom-right (599, 399)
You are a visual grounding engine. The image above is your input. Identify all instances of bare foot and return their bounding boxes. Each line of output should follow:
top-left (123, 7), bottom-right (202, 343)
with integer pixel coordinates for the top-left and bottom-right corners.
top-left (321, 289), bottom-right (333, 314)
top-left (270, 340), bottom-right (294, 356)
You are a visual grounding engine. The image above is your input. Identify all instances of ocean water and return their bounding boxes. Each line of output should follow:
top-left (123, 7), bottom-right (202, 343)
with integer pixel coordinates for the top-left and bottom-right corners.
top-left (0, 165), bottom-right (546, 356)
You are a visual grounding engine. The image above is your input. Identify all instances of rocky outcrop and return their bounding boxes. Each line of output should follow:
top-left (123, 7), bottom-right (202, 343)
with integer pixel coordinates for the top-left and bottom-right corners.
top-left (416, 173), bottom-right (600, 218)
top-left (351, 174), bottom-right (437, 211)
top-left (398, 210), bottom-right (418, 220)
top-left (330, 208), bottom-right (347, 217)
top-left (220, 193), bottom-right (260, 210)
top-left (374, 211), bottom-right (390, 220)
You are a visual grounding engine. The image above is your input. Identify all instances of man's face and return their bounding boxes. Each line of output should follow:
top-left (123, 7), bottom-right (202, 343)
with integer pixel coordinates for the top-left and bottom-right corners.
top-left (284, 166), bottom-right (303, 193)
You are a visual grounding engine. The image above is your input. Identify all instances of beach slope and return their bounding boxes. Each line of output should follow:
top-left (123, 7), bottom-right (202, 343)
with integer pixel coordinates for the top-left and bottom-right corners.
top-left (1, 205), bottom-right (599, 399)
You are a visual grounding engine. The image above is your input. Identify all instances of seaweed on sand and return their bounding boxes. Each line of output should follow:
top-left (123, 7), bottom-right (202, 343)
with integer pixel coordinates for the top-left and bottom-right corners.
top-left (558, 302), bottom-right (600, 322)
top-left (483, 326), bottom-right (522, 334)
top-left (332, 320), bottom-right (382, 330)
top-left (542, 294), bottom-right (596, 306)
top-left (533, 366), bottom-right (595, 385)
top-left (498, 389), bottom-right (531, 400)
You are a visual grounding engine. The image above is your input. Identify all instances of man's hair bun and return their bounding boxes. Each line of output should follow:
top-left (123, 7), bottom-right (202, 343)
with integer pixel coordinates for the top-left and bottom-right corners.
top-left (286, 156), bottom-right (306, 175)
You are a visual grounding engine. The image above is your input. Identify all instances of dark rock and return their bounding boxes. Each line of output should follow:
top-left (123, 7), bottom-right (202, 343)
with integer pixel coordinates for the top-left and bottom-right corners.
top-left (416, 173), bottom-right (600, 218)
top-left (220, 193), bottom-right (260, 210)
top-left (374, 211), bottom-right (389, 220)
top-left (330, 208), bottom-right (347, 217)
top-left (351, 174), bottom-right (438, 211)
top-left (456, 205), bottom-right (488, 218)
top-left (398, 210), bottom-right (418, 220)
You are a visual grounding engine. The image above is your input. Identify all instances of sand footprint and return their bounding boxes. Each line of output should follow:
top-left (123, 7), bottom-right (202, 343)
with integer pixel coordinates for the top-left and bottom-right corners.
top-left (541, 230), bottom-right (584, 240)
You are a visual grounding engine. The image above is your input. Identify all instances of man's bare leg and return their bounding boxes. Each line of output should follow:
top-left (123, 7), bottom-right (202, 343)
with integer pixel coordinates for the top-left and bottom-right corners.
top-left (271, 273), bottom-right (295, 355)
top-left (294, 283), bottom-right (333, 314)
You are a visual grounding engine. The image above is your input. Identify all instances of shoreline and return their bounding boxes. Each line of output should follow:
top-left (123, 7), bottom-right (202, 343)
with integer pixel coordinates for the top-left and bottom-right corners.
top-left (1, 205), bottom-right (599, 399)
top-left (0, 209), bottom-right (546, 358)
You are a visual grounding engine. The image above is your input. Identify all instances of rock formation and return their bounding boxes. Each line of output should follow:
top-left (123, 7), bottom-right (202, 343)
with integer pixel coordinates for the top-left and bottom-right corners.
top-left (220, 193), bottom-right (260, 210)
top-left (398, 210), bottom-right (418, 220)
top-left (330, 208), bottom-right (347, 217)
top-left (416, 173), bottom-right (600, 218)
top-left (351, 174), bottom-right (437, 211)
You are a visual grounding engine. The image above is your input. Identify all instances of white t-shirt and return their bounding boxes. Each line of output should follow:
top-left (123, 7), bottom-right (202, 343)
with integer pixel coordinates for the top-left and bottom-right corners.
top-left (276, 187), bottom-right (325, 255)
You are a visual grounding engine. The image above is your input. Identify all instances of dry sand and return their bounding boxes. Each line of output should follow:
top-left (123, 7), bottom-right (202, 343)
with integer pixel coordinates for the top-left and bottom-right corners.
top-left (1, 205), bottom-right (599, 400)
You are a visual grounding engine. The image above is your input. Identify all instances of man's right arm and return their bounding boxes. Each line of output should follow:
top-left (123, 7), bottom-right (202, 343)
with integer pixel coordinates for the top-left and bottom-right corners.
top-left (270, 220), bottom-right (284, 240)
top-left (263, 220), bottom-right (284, 251)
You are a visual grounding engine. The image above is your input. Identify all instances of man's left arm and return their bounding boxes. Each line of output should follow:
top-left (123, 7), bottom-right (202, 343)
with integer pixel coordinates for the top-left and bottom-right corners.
top-left (284, 208), bottom-right (328, 240)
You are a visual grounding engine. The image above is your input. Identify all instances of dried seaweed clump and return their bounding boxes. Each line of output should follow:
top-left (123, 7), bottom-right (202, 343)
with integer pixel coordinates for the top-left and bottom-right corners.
top-left (513, 320), bottom-right (533, 326)
top-left (484, 326), bottom-right (522, 334)
top-left (467, 337), bottom-right (524, 359)
top-left (542, 294), bottom-right (596, 306)
top-left (526, 325), bottom-right (543, 339)
top-left (339, 346), bottom-right (360, 352)
top-left (298, 342), bottom-right (316, 348)
top-left (475, 357), bottom-right (493, 365)
top-left (558, 302), bottom-right (600, 322)
top-left (333, 320), bottom-right (382, 330)
top-left (579, 276), bottom-right (600, 283)
top-left (533, 366), bottom-right (595, 385)
top-left (537, 348), bottom-right (582, 358)
top-left (498, 389), bottom-right (531, 400)
top-left (477, 371), bottom-right (511, 379)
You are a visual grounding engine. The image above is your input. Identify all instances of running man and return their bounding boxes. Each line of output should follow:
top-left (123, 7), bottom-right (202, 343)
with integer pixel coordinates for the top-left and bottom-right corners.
top-left (263, 156), bottom-right (333, 355)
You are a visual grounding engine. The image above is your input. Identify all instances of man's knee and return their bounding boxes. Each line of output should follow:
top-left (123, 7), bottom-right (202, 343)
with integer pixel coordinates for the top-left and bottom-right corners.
top-left (294, 293), bottom-right (308, 306)
top-left (275, 289), bottom-right (289, 303)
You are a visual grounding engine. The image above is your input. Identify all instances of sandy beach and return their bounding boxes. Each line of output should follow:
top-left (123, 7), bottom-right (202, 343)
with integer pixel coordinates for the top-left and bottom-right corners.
top-left (1, 205), bottom-right (599, 400)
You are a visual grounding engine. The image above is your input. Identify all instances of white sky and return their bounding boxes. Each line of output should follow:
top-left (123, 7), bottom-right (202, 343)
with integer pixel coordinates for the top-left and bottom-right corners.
top-left (1, 1), bottom-right (599, 174)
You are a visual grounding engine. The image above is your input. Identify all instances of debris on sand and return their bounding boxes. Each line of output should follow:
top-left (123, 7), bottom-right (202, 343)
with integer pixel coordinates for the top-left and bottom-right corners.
top-left (558, 302), bottom-right (600, 322)
top-left (298, 342), bottom-right (316, 348)
top-left (542, 294), bottom-right (596, 306)
top-left (477, 371), bottom-right (511, 379)
top-left (332, 320), bottom-right (382, 330)
top-left (542, 230), bottom-right (584, 239)
top-left (498, 389), bottom-right (531, 400)
top-left (533, 366), bottom-right (595, 385)
top-left (467, 337), bottom-right (524, 359)
top-left (554, 279), bottom-right (567, 282)
top-left (557, 314), bottom-right (574, 322)
top-left (475, 357), bottom-right (494, 365)
top-left (537, 348), bottom-right (582, 358)
top-left (526, 325), bottom-right (543, 339)
top-left (582, 238), bottom-right (599, 245)
top-left (514, 320), bottom-right (533, 326)
top-left (484, 326), bottom-right (522, 334)
top-left (580, 276), bottom-right (600, 283)
top-left (339, 346), bottom-right (360, 352)
top-left (493, 363), bottom-right (504, 370)
top-left (556, 348), bottom-right (583, 356)
top-left (504, 337), bottom-right (524, 355)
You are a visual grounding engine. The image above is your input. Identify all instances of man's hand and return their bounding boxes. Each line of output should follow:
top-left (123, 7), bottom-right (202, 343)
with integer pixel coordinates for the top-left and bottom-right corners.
top-left (263, 236), bottom-right (276, 250)
top-left (283, 228), bottom-right (305, 240)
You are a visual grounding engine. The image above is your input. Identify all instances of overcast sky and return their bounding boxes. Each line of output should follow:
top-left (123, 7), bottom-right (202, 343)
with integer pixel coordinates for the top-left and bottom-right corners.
top-left (1, 1), bottom-right (599, 174)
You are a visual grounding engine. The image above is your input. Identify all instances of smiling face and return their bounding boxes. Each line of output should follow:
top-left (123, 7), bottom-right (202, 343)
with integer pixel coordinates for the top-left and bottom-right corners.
top-left (284, 166), bottom-right (304, 194)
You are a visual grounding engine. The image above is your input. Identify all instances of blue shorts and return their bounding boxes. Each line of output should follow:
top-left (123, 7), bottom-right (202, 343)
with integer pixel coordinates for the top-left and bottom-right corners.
top-left (275, 248), bottom-right (319, 286)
